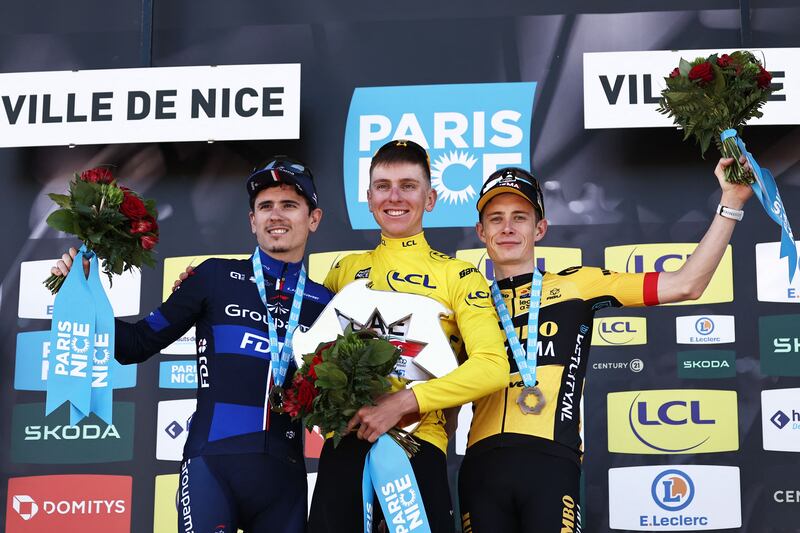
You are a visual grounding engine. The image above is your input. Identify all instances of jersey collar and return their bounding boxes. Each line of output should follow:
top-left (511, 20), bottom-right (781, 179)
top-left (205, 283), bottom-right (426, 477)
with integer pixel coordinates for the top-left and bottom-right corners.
top-left (496, 271), bottom-right (534, 290)
top-left (258, 248), bottom-right (303, 288)
top-left (378, 231), bottom-right (430, 252)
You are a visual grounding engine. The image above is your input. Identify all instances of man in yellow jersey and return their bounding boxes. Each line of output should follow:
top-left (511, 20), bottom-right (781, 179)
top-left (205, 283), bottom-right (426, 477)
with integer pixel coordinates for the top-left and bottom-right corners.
top-left (457, 159), bottom-right (752, 533)
top-left (307, 140), bottom-right (509, 533)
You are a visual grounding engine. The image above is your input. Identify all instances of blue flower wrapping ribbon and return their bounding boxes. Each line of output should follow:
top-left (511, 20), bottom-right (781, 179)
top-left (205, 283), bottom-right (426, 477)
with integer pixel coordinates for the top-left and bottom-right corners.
top-left (721, 129), bottom-right (798, 282)
top-left (46, 245), bottom-right (116, 425)
top-left (361, 434), bottom-right (431, 533)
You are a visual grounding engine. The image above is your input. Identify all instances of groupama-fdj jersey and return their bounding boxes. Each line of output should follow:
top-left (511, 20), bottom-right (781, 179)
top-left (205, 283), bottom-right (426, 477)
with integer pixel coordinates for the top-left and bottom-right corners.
top-left (115, 252), bottom-right (332, 533)
top-left (115, 252), bottom-right (332, 460)
top-left (466, 266), bottom-right (660, 462)
top-left (324, 232), bottom-right (509, 452)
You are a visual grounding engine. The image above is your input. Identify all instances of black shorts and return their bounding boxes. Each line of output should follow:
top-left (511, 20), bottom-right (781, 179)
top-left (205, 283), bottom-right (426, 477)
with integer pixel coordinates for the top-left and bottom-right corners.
top-left (458, 446), bottom-right (582, 533)
top-left (308, 434), bottom-right (456, 533)
top-left (178, 453), bottom-right (307, 533)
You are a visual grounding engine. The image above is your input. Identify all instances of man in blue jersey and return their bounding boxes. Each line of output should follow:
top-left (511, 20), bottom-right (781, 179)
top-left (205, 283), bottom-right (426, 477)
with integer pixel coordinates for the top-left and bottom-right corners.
top-left (52, 157), bottom-right (331, 533)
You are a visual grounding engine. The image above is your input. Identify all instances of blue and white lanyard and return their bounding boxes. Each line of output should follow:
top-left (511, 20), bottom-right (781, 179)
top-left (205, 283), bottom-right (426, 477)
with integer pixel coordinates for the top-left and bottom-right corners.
top-left (251, 247), bottom-right (307, 388)
top-left (490, 269), bottom-right (543, 388)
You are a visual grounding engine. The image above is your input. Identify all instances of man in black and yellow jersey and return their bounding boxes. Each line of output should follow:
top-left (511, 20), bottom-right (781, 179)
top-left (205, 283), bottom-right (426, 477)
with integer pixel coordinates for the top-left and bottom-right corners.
top-left (458, 160), bottom-right (752, 533)
top-left (307, 140), bottom-right (509, 533)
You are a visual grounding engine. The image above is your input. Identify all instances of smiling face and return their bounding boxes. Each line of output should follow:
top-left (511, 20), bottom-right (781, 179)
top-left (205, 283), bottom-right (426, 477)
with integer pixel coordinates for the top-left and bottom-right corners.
top-left (249, 184), bottom-right (322, 263)
top-left (476, 192), bottom-right (548, 279)
top-left (367, 161), bottom-right (437, 239)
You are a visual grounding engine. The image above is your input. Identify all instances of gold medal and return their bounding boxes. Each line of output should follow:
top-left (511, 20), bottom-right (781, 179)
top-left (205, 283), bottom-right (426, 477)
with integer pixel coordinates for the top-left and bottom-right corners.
top-left (268, 385), bottom-right (286, 413)
top-left (517, 386), bottom-right (545, 415)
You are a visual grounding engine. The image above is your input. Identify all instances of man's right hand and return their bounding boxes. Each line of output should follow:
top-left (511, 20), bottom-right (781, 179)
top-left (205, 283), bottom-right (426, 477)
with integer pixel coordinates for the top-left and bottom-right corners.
top-left (172, 266), bottom-right (195, 292)
top-left (51, 247), bottom-right (89, 278)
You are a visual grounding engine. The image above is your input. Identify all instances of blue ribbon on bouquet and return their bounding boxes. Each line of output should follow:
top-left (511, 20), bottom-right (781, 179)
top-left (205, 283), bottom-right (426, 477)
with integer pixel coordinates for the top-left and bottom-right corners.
top-left (361, 434), bottom-right (431, 533)
top-left (721, 129), bottom-right (798, 282)
top-left (46, 245), bottom-right (116, 425)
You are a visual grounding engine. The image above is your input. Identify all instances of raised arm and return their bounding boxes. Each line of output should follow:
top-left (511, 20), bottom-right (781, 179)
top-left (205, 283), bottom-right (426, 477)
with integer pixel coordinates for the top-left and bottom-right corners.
top-left (657, 157), bottom-right (753, 304)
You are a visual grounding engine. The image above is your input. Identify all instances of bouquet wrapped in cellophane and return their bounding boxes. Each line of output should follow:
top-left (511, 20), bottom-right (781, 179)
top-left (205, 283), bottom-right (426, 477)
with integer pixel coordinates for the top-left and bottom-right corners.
top-left (657, 51), bottom-right (775, 184)
top-left (283, 326), bottom-right (420, 456)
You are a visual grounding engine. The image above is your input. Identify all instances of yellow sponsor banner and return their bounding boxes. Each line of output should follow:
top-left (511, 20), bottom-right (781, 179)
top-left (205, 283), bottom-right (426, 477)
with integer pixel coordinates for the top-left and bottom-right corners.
top-left (604, 243), bottom-right (733, 305)
top-left (592, 317), bottom-right (647, 346)
top-left (162, 254), bottom-right (249, 301)
top-left (308, 250), bottom-right (367, 283)
top-left (607, 389), bottom-right (739, 454)
top-left (153, 474), bottom-right (178, 533)
top-left (455, 247), bottom-right (582, 281)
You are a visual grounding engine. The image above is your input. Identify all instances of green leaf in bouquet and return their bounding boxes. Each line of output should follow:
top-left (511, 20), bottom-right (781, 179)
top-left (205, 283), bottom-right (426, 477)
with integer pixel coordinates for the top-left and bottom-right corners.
top-left (679, 58), bottom-right (692, 77)
top-left (314, 362), bottom-right (347, 389)
top-left (710, 64), bottom-right (726, 96)
top-left (72, 180), bottom-right (100, 207)
top-left (47, 193), bottom-right (71, 209)
top-left (46, 209), bottom-right (79, 234)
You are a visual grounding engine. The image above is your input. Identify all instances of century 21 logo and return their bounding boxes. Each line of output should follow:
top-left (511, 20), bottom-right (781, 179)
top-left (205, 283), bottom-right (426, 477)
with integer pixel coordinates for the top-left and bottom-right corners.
top-left (607, 389), bottom-right (739, 454)
top-left (343, 82), bottom-right (536, 229)
top-left (604, 244), bottom-right (733, 305)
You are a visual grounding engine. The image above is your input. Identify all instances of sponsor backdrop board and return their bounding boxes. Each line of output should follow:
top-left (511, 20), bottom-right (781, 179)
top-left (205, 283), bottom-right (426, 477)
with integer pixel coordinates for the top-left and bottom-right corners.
top-left (1, 4), bottom-right (799, 532)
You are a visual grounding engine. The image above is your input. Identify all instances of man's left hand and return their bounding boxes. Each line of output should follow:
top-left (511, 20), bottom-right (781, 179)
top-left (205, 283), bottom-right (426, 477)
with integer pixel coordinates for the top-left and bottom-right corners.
top-left (347, 389), bottom-right (420, 443)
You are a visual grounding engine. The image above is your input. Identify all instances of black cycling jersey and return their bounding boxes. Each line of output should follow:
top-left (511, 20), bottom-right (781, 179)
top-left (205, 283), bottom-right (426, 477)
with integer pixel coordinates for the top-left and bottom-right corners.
top-left (115, 251), bottom-right (332, 463)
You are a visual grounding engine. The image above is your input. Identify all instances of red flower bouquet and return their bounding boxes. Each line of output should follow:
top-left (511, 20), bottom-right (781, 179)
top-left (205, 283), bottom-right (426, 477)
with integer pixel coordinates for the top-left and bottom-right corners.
top-left (43, 167), bottom-right (159, 293)
top-left (657, 51), bottom-right (775, 184)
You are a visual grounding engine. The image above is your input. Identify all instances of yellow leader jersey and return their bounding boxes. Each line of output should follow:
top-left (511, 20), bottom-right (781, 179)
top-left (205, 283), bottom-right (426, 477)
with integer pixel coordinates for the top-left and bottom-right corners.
top-left (324, 232), bottom-right (509, 453)
top-left (466, 266), bottom-right (660, 463)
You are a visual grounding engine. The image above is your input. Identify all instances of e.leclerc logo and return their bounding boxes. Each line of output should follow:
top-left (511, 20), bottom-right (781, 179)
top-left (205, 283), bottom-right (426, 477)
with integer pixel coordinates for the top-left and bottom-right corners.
top-left (608, 465), bottom-right (741, 530)
top-left (343, 82), bottom-right (536, 229)
top-left (607, 389), bottom-right (739, 454)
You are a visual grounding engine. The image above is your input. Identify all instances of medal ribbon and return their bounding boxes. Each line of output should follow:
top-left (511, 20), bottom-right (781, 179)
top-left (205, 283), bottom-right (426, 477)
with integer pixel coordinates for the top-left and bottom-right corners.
top-left (251, 247), bottom-right (306, 390)
top-left (721, 129), bottom-right (798, 281)
top-left (490, 269), bottom-right (543, 388)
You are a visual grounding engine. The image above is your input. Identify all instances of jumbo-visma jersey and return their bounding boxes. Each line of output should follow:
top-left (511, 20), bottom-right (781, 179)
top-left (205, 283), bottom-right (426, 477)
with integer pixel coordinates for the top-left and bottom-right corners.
top-left (466, 266), bottom-right (660, 464)
top-left (324, 232), bottom-right (509, 453)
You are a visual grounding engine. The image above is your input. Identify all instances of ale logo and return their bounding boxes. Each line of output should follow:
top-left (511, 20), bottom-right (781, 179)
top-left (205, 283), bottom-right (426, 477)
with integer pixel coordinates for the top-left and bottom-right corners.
top-left (759, 314), bottom-right (800, 377)
top-left (604, 244), bottom-right (733, 305)
top-left (455, 247), bottom-right (582, 281)
top-left (592, 317), bottom-right (647, 346)
top-left (651, 469), bottom-right (695, 511)
top-left (343, 82), bottom-right (536, 229)
top-left (607, 389), bottom-right (739, 454)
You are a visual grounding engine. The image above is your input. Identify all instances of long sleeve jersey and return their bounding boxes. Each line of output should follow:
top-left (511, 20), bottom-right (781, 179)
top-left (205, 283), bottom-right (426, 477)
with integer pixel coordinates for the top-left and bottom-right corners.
top-left (115, 250), bottom-right (332, 463)
top-left (324, 232), bottom-right (509, 452)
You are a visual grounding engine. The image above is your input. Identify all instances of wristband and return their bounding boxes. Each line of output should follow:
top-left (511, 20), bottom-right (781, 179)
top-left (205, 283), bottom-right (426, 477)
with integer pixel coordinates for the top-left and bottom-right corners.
top-left (717, 204), bottom-right (744, 221)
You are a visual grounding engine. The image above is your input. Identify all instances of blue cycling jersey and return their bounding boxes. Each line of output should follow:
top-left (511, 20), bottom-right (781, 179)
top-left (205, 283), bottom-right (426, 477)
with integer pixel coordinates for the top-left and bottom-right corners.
top-left (115, 250), bottom-right (332, 464)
